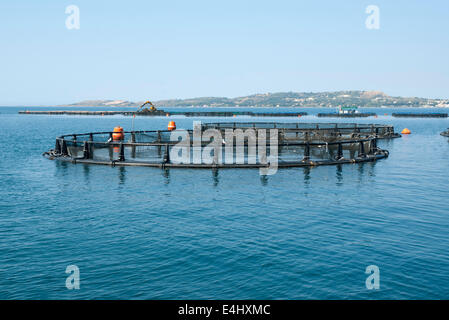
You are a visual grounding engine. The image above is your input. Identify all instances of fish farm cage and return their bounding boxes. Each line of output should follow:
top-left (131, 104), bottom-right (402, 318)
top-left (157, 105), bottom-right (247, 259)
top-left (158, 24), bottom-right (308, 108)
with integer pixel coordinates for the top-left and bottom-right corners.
top-left (43, 127), bottom-right (390, 169)
top-left (392, 113), bottom-right (448, 118)
top-left (201, 122), bottom-right (401, 139)
top-left (441, 129), bottom-right (449, 137)
top-left (316, 112), bottom-right (377, 118)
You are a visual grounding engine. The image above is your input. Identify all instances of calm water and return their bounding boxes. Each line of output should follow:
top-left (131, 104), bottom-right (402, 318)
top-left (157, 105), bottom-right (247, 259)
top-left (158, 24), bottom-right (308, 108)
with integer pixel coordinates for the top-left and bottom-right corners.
top-left (0, 106), bottom-right (448, 299)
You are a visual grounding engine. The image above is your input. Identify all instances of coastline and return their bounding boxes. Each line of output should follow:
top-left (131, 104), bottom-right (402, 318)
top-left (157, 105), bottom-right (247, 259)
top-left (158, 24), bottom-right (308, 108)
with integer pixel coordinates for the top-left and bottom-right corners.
top-left (3, 105), bottom-right (449, 109)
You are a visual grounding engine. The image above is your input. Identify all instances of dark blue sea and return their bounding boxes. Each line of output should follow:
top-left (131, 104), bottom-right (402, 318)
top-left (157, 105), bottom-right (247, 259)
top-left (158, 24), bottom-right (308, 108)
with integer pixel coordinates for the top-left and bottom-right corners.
top-left (1, 106), bottom-right (448, 299)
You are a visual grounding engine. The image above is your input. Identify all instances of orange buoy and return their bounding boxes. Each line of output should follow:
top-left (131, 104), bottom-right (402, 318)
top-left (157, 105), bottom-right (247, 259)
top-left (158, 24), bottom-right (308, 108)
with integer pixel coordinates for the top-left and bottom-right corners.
top-left (384, 113), bottom-right (388, 116)
top-left (166, 113), bottom-right (170, 117)
top-left (401, 128), bottom-right (411, 134)
top-left (112, 126), bottom-right (124, 141)
top-left (233, 114), bottom-right (236, 118)
top-left (168, 121), bottom-right (176, 131)
top-left (298, 114), bottom-right (301, 118)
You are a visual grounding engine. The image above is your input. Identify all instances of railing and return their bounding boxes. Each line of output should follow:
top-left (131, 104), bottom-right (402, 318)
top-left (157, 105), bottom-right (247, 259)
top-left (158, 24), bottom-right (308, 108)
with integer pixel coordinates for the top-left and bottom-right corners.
top-left (201, 122), bottom-right (399, 138)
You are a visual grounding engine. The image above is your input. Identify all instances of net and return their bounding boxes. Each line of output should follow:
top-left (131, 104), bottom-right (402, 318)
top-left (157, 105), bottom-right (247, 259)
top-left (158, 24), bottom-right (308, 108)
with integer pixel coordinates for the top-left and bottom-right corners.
top-left (44, 127), bottom-right (390, 168)
top-left (201, 122), bottom-right (400, 139)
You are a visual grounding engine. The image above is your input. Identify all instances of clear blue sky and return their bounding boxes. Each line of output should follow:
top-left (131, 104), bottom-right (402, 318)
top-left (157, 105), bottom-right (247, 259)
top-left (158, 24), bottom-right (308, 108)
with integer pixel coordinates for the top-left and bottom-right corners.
top-left (1, 0), bottom-right (448, 105)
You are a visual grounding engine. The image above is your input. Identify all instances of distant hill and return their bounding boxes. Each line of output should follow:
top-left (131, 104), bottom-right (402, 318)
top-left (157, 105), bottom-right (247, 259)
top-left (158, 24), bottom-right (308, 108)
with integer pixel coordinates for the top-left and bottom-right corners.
top-left (58, 91), bottom-right (449, 108)
top-left (60, 99), bottom-right (137, 107)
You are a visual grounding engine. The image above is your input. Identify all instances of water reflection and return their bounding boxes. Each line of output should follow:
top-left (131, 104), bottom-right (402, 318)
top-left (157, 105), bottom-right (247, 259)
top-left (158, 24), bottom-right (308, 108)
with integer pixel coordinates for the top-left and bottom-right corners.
top-left (260, 174), bottom-right (268, 186)
top-left (162, 168), bottom-right (170, 184)
top-left (357, 161), bottom-right (376, 182)
top-left (367, 161), bottom-right (376, 177)
top-left (118, 166), bottom-right (126, 185)
top-left (212, 168), bottom-right (219, 187)
top-left (83, 164), bottom-right (90, 182)
top-left (53, 159), bottom-right (382, 188)
top-left (303, 167), bottom-right (311, 186)
top-left (55, 160), bottom-right (69, 176)
top-left (336, 165), bottom-right (343, 186)
top-left (377, 138), bottom-right (396, 150)
top-left (358, 162), bottom-right (365, 176)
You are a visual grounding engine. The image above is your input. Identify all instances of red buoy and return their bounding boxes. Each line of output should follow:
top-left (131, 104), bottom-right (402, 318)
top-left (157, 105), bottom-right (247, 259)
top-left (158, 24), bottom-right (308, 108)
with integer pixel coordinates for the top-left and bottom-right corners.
top-left (401, 128), bottom-right (411, 134)
top-left (112, 126), bottom-right (124, 141)
top-left (168, 121), bottom-right (176, 131)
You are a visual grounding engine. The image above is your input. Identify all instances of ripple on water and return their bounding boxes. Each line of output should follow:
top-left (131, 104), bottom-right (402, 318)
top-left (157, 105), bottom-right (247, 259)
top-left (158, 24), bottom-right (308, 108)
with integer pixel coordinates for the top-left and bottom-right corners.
top-left (0, 107), bottom-right (449, 299)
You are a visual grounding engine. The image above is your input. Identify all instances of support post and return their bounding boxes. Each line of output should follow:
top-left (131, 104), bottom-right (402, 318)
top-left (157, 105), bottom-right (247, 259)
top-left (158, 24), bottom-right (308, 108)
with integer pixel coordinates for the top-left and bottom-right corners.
top-left (302, 143), bottom-right (310, 161)
top-left (337, 143), bottom-right (343, 160)
top-left (83, 141), bottom-right (90, 159)
top-left (119, 143), bottom-right (125, 161)
top-left (359, 141), bottom-right (366, 157)
top-left (157, 131), bottom-right (162, 156)
top-left (213, 144), bottom-right (219, 166)
top-left (163, 144), bottom-right (170, 164)
top-left (55, 139), bottom-right (61, 154)
top-left (369, 138), bottom-right (377, 154)
top-left (131, 132), bottom-right (136, 158)
top-left (61, 139), bottom-right (68, 156)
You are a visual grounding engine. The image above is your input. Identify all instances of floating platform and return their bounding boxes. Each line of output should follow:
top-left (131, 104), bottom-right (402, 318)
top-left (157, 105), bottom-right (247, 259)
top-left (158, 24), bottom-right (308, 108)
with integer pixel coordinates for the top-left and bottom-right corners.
top-left (43, 128), bottom-right (389, 169)
top-left (202, 122), bottom-right (401, 139)
top-left (19, 110), bottom-right (127, 116)
top-left (175, 111), bottom-right (307, 117)
top-left (392, 113), bottom-right (448, 118)
top-left (19, 110), bottom-right (307, 117)
top-left (316, 113), bottom-right (377, 118)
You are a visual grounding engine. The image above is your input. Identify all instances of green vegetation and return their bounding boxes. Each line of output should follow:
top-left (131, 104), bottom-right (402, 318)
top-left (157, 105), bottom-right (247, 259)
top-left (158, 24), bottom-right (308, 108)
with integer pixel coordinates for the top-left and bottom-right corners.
top-left (60, 91), bottom-right (449, 108)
